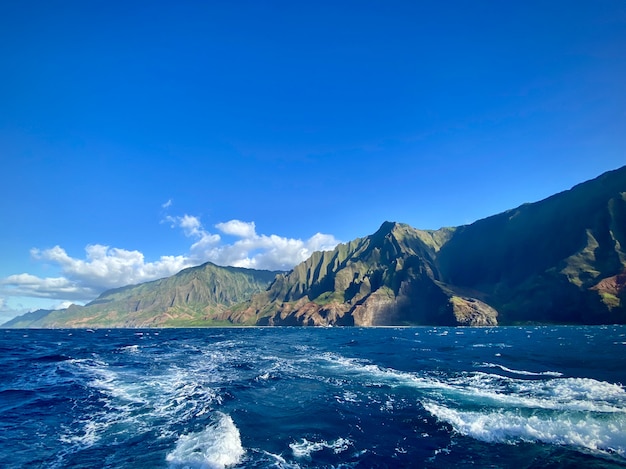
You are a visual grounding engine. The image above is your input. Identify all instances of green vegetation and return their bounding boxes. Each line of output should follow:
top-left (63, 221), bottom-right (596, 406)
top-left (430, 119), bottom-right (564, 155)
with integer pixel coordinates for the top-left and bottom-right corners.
top-left (5, 166), bottom-right (626, 328)
top-left (599, 292), bottom-right (620, 309)
top-left (4, 262), bottom-right (281, 328)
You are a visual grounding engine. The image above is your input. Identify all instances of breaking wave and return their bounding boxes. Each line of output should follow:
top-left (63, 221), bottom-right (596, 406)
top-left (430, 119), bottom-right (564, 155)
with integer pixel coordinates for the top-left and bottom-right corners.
top-left (424, 402), bottom-right (626, 457)
top-left (318, 348), bottom-right (626, 458)
top-left (479, 362), bottom-right (563, 377)
top-left (166, 412), bottom-right (244, 469)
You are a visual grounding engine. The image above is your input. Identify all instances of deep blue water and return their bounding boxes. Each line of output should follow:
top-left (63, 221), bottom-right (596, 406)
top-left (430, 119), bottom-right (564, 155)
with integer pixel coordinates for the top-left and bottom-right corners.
top-left (1, 326), bottom-right (625, 468)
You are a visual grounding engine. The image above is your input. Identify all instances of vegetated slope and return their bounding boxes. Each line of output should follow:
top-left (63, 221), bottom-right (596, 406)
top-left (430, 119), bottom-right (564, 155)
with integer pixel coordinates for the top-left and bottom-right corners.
top-left (5, 262), bottom-right (281, 328)
top-left (228, 166), bottom-right (626, 326)
top-left (226, 222), bottom-right (498, 326)
top-left (437, 166), bottom-right (626, 324)
top-left (5, 166), bottom-right (626, 328)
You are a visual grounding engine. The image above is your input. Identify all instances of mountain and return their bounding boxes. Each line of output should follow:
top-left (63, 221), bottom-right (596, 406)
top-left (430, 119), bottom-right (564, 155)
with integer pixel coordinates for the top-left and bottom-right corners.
top-left (224, 166), bottom-right (626, 326)
top-left (5, 166), bottom-right (626, 328)
top-left (224, 222), bottom-right (498, 326)
top-left (2, 308), bottom-right (57, 328)
top-left (5, 262), bottom-right (281, 328)
top-left (437, 166), bottom-right (626, 324)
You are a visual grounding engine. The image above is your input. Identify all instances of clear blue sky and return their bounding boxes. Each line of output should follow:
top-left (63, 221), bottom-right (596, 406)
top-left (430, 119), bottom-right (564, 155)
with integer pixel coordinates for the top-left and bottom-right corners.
top-left (1, 1), bottom-right (625, 321)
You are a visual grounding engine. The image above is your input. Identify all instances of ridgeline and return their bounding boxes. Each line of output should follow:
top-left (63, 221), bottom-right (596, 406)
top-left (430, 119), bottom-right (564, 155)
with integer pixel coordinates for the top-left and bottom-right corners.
top-left (5, 166), bottom-right (626, 327)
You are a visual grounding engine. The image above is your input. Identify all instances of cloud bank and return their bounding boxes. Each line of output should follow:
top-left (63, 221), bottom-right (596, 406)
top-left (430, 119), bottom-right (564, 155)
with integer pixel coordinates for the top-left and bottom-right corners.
top-left (0, 216), bottom-right (340, 306)
top-left (166, 216), bottom-right (339, 271)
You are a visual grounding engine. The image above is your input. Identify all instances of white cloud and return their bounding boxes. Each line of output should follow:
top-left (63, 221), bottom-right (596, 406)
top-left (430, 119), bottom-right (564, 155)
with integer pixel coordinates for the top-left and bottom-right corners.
top-left (178, 214), bottom-right (203, 237)
top-left (1, 273), bottom-right (90, 300)
top-left (164, 214), bottom-right (341, 272)
top-left (30, 245), bottom-right (190, 291)
top-left (204, 219), bottom-right (340, 271)
top-left (1, 212), bottom-right (341, 308)
top-left (162, 199), bottom-right (173, 209)
top-left (215, 220), bottom-right (257, 238)
top-left (1, 246), bottom-right (193, 303)
top-left (165, 214), bottom-right (221, 248)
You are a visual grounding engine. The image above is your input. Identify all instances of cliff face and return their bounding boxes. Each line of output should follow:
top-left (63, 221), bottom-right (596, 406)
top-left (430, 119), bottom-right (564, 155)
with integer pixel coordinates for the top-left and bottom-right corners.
top-left (437, 166), bottom-right (626, 324)
top-left (5, 166), bottom-right (626, 328)
top-left (227, 166), bottom-right (626, 327)
top-left (227, 222), bottom-right (497, 326)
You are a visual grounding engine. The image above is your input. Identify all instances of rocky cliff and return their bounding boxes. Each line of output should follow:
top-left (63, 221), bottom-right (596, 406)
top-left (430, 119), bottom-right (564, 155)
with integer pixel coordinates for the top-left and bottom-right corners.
top-left (5, 166), bottom-right (626, 328)
top-left (225, 166), bottom-right (626, 326)
top-left (225, 222), bottom-right (498, 326)
top-left (437, 166), bottom-right (626, 324)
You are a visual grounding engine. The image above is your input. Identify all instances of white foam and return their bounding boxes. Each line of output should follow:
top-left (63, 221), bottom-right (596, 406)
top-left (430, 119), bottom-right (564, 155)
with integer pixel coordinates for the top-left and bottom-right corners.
top-left (338, 390), bottom-right (359, 403)
top-left (166, 412), bottom-right (244, 469)
top-left (260, 451), bottom-right (302, 468)
top-left (445, 373), bottom-right (626, 414)
top-left (322, 351), bottom-right (626, 412)
top-left (471, 343), bottom-right (511, 349)
top-left (480, 362), bottom-right (563, 377)
top-left (61, 350), bottom-right (224, 449)
top-left (424, 402), bottom-right (626, 457)
top-left (119, 345), bottom-right (140, 353)
top-left (59, 419), bottom-right (109, 447)
top-left (319, 350), bottom-right (626, 460)
top-left (290, 437), bottom-right (352, 459)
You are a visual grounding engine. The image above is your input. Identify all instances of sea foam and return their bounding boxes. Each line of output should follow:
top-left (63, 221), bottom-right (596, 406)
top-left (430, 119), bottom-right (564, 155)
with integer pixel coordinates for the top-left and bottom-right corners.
top-left (424, 402), bottom-right (626, 457)
top-left (290, 437), bottom-right (352, 459)
top-left (479, 362), bottom-right (563, 377)
top-left (166, 412), bottom-right (244, 469)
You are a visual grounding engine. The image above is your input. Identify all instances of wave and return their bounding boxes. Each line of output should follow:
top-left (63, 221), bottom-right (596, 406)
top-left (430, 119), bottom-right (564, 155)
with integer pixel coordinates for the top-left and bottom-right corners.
top-left (118, 345), bottom-right (140, 353)
top-left (319, 351), bottom-right (626, 459)
top-left (290, 437), bottom-right (352, 460)
top-left (6, 327), bottom-right (625, 468)
top-left (166, 412), bottom-right (244, 469)
top-left (60, 353), bottom-right (222, 449)
top-left (31, 353), bottom-right (71, 363)
top-left (321, 352), bottom-right (626, 413)
top-left (424, 401), bottom-right (626, 458)
top-left (479, 362), bottom-right (563, 377)
top-left (471, 343), bottom-right (512, 348)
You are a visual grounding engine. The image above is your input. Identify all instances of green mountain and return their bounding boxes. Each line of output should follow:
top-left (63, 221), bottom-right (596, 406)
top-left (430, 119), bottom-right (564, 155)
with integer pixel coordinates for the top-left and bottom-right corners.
top-left (224, 166), bottom-right (626, 326)
top-left (225, 222), bottom-right (497, 326)
top-left (437, 166), bottom-right (626, 324)
top-left (4, 262), bottom-right (281, 328)
top-left (5, 166), bottom-right (626, 328)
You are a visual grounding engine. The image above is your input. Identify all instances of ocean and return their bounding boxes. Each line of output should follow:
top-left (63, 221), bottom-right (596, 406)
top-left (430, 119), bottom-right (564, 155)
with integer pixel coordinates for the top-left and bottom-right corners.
top-left (0, 326), bottom-right (625, 468)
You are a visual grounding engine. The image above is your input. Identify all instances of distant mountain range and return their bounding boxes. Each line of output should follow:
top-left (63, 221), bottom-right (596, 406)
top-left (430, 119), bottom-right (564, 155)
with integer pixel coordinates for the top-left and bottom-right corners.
top-left (4, 166), bottom-right (626, 327)
top-left (3, 263), bottom-right (280, 328)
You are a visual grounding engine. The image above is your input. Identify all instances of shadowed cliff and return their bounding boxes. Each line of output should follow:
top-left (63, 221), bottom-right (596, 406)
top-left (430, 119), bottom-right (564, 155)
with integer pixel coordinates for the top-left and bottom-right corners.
top-left (4, 166), bottom-right (626, 328)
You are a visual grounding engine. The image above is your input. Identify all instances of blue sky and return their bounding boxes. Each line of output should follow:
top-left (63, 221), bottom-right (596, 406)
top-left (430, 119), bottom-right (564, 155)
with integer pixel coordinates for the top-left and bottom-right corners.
top-left (1, 1), bottom-right (625, 322)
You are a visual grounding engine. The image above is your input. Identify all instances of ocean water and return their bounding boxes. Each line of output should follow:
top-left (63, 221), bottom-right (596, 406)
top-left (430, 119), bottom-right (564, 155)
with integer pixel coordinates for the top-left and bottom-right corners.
top-left (1, 326), bottom-right (625, 468)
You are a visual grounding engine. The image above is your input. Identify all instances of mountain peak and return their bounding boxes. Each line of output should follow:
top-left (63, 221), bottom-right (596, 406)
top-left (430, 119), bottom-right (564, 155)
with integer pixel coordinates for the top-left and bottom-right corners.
top-left (377, 220), bottom-right (400, 232)
top-left (4, 166), bottom-right (625, 328)
top-left (373, 221), bottom-right (412, 236)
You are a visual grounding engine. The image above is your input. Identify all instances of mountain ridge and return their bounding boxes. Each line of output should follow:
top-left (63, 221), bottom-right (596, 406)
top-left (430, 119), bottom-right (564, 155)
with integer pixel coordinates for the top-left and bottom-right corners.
top-left (437, 165), bottom-right (626, 324)
top-left (224, 221), bottom-right (495, 326)
top-left (4, 165), bottom-right (626, 328)
top-left (3, 262), bottom-right (281, 328)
